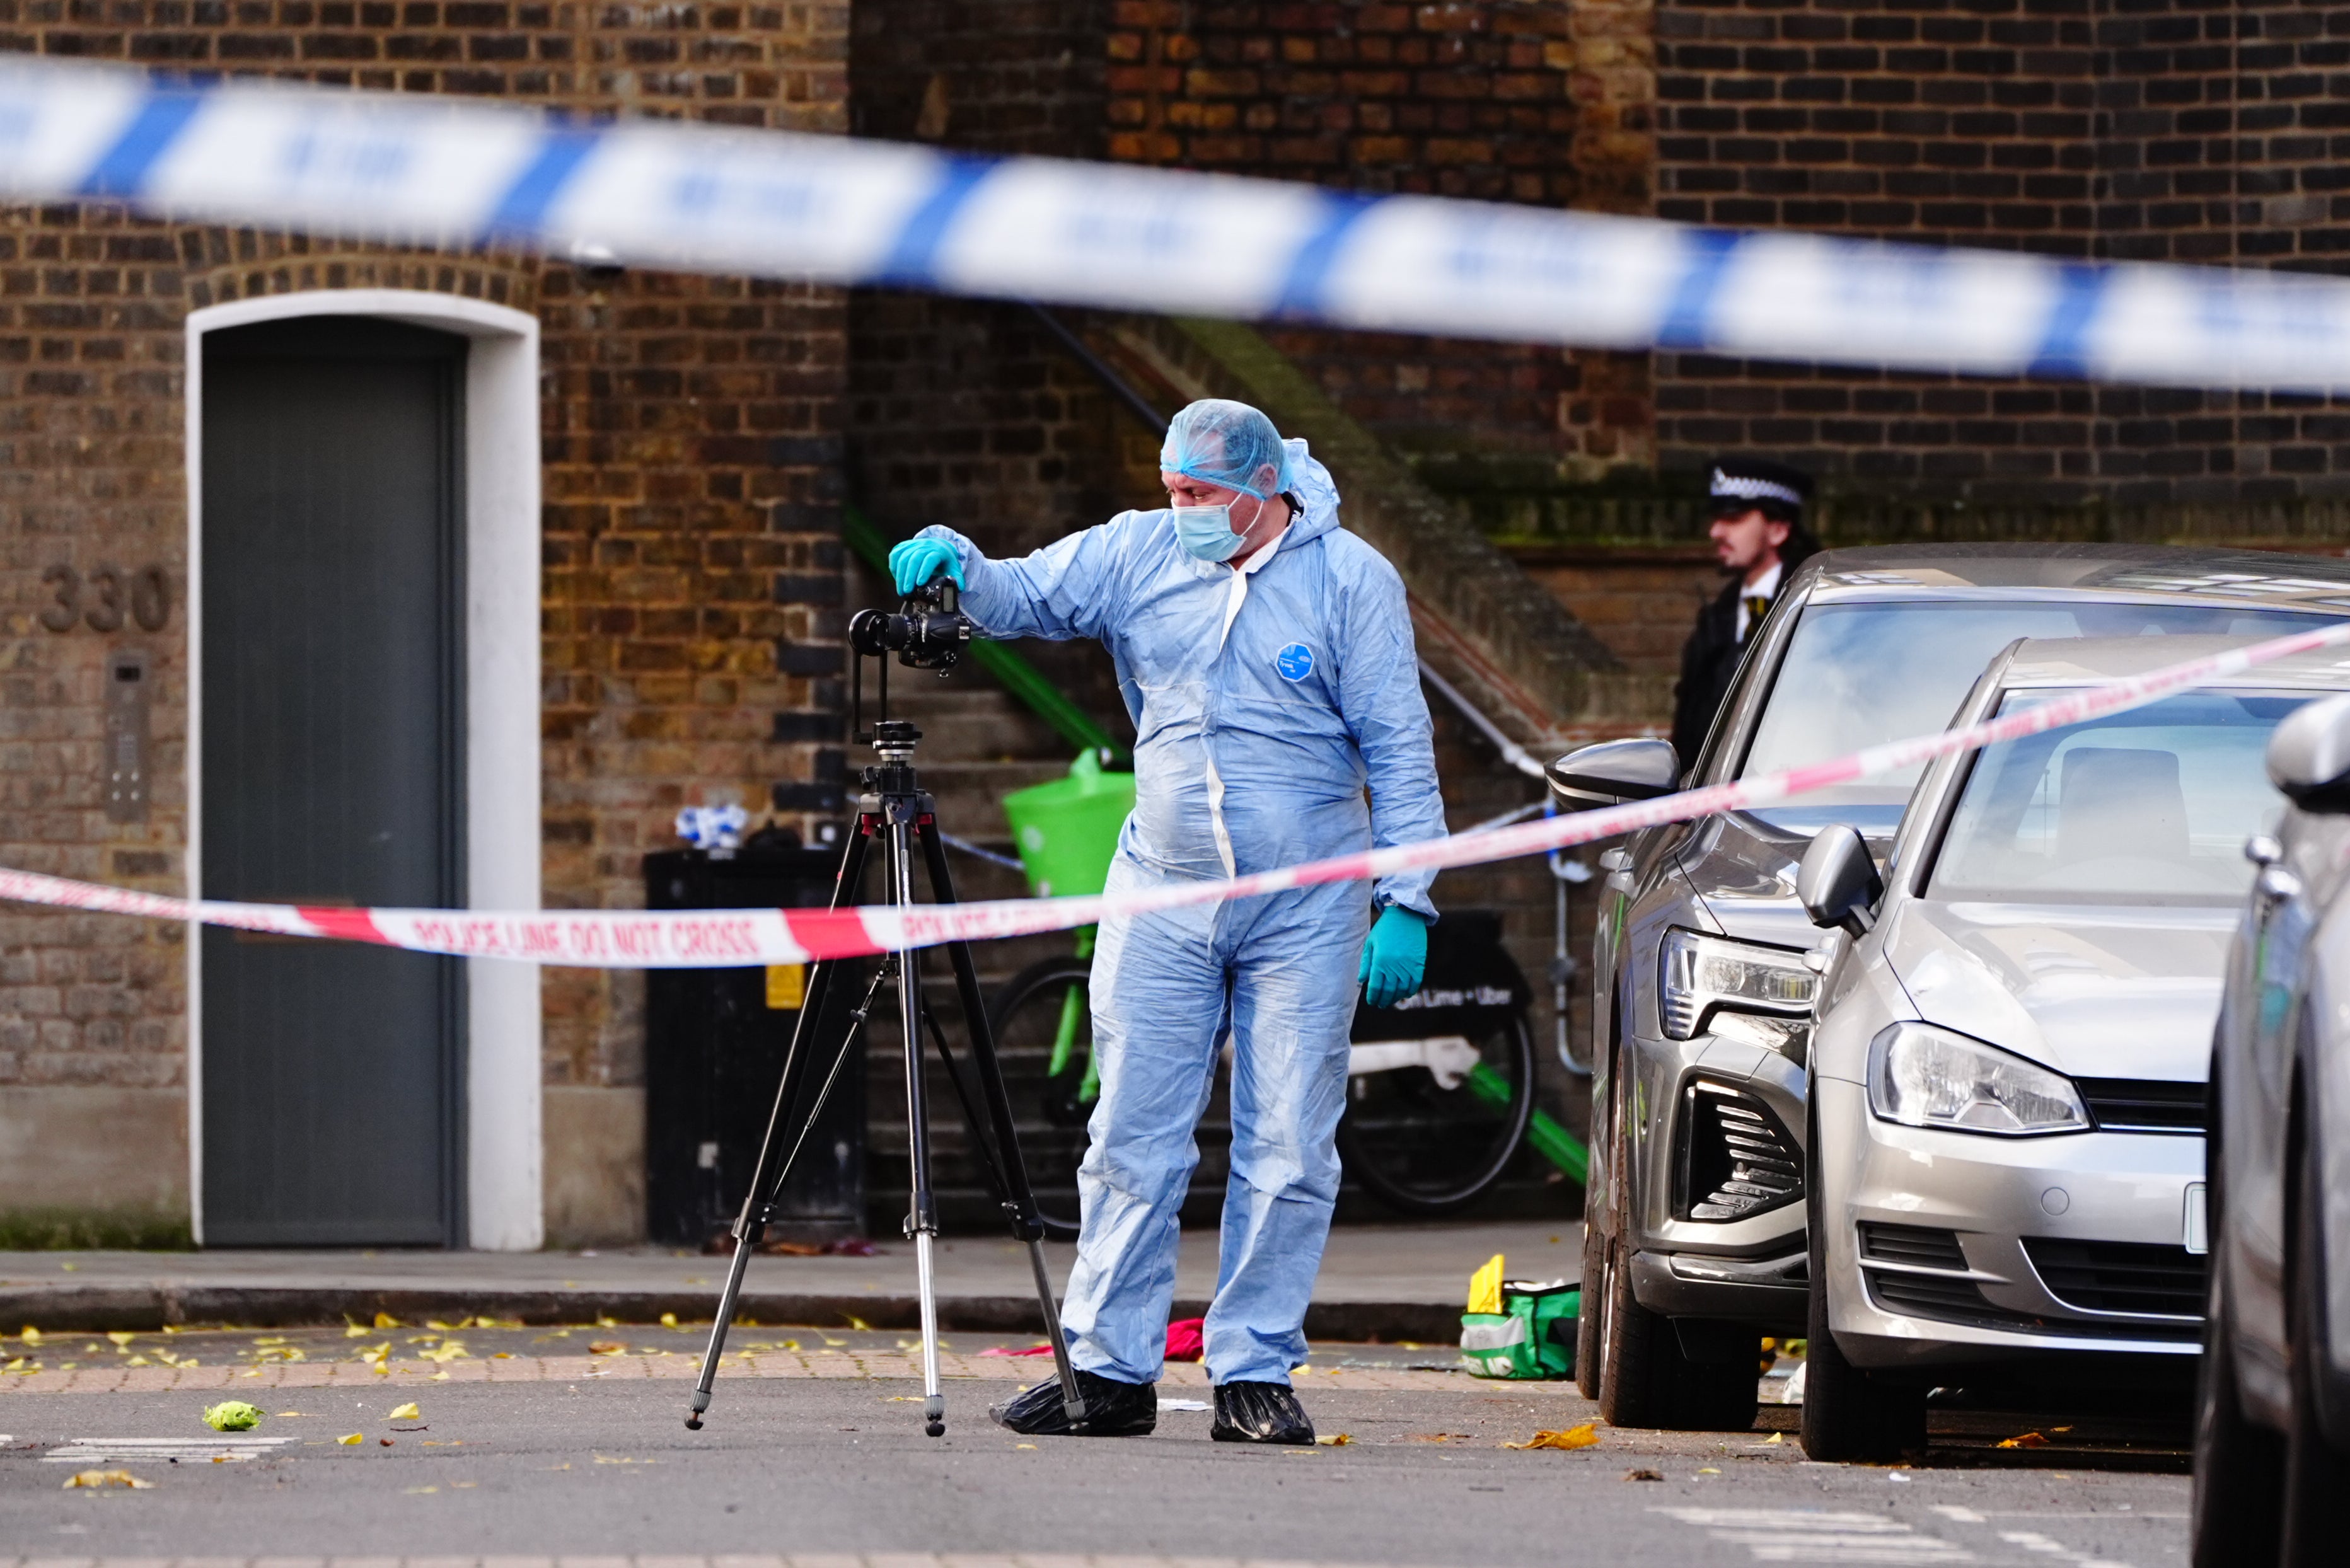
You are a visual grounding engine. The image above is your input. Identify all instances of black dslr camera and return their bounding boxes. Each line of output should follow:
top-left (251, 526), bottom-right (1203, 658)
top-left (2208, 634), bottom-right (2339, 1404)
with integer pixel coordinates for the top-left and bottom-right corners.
top-left (848, 577), bottom-right (973, 672)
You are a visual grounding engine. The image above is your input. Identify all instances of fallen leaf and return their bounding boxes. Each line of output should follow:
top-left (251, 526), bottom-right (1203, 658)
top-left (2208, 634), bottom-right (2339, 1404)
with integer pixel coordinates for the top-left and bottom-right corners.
top-left (1699, 1467), bottom-right (1721, 1474)
top-left (1314, 1433), bottom-right (1352, 1446)
top-left (1505, 1423), bottom-right (1600, 1451)
top-left (1998, 1431), bottom-right (2050, 1450)
top-left (589, 1341), bottom-right (625, 1356)
top-left (1014, 1443), bottom-right (1036, 1450)
top-left (1761, 1433), bottom-right (1783, 1445)
top-left (845, 1316), bottom-right (871, 1332)
top-left (1624, 1467), bottom-right (1664, 1482)
top-left (387, 1402), bottom-right (421, 1421)
top-left (492, 1352), bottom-right (513, 1359)
top-left (373, 1311), bottom-right (400, 1329)
top-left (379, 1438), bottom-right (395, 1447)
top-left (405, 1485), bottom-right (439, 1494)
top-left (63, 1468), bottom-right (151, 1489)
top-left (660, 1312), bottom-right (680, 1329)
top-left (107, 1331), bottom-right (135, 1347)
top-left (338, 1433), bottom-right (364, 1444)
top-left (20, 1325), bottom-right (42, 1344)
top-left (275, 1411), bottom-right (304, 1418)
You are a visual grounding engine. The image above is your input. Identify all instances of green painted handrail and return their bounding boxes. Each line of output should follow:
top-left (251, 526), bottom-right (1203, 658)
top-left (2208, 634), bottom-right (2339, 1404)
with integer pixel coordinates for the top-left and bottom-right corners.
top-left (842, 505), bottom-right (1131, 764)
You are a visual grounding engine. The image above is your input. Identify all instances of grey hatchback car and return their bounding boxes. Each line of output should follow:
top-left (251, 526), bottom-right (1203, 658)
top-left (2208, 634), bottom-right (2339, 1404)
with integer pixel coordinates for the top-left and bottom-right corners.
top-left (1553, 545), bottom-right (2350, 1433)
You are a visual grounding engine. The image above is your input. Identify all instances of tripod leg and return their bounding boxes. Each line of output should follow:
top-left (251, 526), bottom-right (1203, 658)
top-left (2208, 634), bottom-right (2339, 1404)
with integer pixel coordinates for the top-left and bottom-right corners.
top-left (888, 812), bottom-right (948, 1438)
top-left (915, 816), bottom-right (1087, 1428)
top-left (686, 821), bottom-right (873, 1431)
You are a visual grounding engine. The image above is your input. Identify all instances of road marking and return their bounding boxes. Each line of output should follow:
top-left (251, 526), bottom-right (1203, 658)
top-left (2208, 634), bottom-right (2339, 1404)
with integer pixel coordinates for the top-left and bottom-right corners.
top-left (44, 1435), bottom-right (299, 1463)
top-left (1999, 1530), bottom-right (2134, 1568)
top-left (1656, 1507), bottom-right (1974, 1562)
top-left (1933, 1507), bottom-right (1989, 1524)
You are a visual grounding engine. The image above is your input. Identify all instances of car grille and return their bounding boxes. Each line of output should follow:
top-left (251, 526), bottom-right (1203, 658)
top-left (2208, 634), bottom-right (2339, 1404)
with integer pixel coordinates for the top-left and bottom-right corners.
top-left (1858, 1222), bottom-right (1968, 1271)
top-left (2024, 1238), bottom-right (2207, 1318)
top-left (1674, 1078), bottom-right (1803, 1223)
top-left (2077, 1078), bottom-right (2204, 1135)
top-left (1867, 1269), bottom-right (1998, 1320)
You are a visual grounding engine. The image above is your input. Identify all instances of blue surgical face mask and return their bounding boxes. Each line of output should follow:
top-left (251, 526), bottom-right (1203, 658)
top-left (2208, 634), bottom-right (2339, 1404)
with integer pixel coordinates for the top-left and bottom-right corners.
top-left (1173, 500), bottom-right (1246, 562)
top-left (1172, 489), bottom-right (1274, 563)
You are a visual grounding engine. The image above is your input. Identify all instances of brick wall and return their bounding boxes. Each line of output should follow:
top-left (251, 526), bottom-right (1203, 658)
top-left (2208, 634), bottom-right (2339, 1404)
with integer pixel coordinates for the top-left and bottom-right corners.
top-left (1103, 0), bottom-right (1657, 472)
top-left (1650, 0), bottom-right (2350, 505)
top-left (0, 7), bottom-right (852, 1238)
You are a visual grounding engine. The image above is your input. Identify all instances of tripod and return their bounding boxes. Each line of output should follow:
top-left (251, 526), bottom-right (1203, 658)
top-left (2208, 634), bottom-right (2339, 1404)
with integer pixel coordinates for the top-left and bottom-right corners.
top-left (686, 587), bottom-right (1087, 1439)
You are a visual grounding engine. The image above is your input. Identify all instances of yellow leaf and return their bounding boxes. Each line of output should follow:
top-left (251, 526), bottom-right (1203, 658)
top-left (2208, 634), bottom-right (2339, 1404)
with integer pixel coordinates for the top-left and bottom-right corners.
top-left (107, 1331), bottom-right (135, 1347)
top-left (846, 1316), bottom-right (871, 1332)
top-left (427, 1320), bottom-right (451, 1331)
top-left (62, 1468), bottom-right (152, 1489)
top-left (125, 1355), bottom-right (150, 1367)
top-left (596, 1315), bottom-right (619, 1328)
top-left (20, 1326), bottom-right (42, 1345)
top-left (275, 1412), bottom-right (304, 1417)
top-left (1467, 1253), bottom-right (1505, 1315)
top-left (1997, 1431), bottom-right (2050, 1450)
top-left (386, 1402), bottom-right (420, 1421)
top-left (1015, 1443), bottom-right (1036, 1450)
top-left (492, 1352), bottom-right (513, 1359)
top-left (660, 1312), bottom-right (679, 1329)
top-left (1314, 1433), bottom-right (1353, 1446)
top-left (1504, 1423), bottom-right (1600, 1451)
top-left (589, 1341), bottom-right (625, 1356)
top-left (406, 1485), bottom-right (439, 1494)
top-left (1762, 1432), bottom-right (1783, 1444)
top-left (374, 1311), bottom-right (401, 1329)
top-left (337, 1433), bottom-right (364, 1445)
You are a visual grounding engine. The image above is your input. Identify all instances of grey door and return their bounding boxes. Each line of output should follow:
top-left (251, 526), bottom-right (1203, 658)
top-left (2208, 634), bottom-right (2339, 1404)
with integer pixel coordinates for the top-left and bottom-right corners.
top-left (200, 317), bottom-right (465, 1247)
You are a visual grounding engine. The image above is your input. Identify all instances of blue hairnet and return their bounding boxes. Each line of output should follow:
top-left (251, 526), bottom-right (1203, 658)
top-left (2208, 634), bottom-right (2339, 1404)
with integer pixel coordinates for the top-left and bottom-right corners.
top-left (1160, 399), bottom-right (1292, 500)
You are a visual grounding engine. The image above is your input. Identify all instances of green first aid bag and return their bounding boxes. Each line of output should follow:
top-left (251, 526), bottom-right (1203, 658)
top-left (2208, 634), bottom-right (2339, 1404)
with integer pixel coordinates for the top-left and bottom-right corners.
top-left (1460, 1278), bottom-right (1578, 1380)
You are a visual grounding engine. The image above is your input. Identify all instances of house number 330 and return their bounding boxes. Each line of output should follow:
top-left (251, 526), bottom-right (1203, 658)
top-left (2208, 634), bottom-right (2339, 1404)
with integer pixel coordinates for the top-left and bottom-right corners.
top-left (40, 564), bottom-right (170, 633)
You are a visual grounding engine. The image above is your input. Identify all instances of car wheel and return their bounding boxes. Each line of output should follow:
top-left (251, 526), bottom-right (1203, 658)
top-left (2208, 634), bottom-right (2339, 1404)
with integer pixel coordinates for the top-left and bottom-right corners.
top-left (2281, 1117), bottom-right (2350, 1567)
top-left (2190, 1093), bottom-right (2282, 1568)
top-left (1575, 1060), bottom-right (1612, 1402)
top-left (1798, 1117), bottom-right (1925, 1461)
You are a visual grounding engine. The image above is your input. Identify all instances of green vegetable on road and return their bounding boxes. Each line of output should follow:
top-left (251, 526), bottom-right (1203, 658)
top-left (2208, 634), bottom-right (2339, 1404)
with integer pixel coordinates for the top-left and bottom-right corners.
top-left (203, 1400), bottom-right (262, 1431)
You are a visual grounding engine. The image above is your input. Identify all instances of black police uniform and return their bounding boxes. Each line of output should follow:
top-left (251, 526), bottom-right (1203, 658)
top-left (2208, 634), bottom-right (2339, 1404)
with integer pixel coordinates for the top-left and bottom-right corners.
top-left (1669, 459), bottom-right (1817, 771)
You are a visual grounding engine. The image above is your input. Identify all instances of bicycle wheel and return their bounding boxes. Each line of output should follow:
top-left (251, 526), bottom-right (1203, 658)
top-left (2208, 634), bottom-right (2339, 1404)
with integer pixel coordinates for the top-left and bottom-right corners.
top-left (985, 955), bottom-right (1096, 1242)
top-left (1337, 1009), bottom-right (1537, 1217)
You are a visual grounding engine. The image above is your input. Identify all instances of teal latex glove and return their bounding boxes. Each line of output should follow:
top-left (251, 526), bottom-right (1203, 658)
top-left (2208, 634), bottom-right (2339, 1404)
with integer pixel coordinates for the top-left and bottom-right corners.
top-left (1358, 905), bottom-right (1431, 1009)
top-left (889, 538), bottom-right (966, 596)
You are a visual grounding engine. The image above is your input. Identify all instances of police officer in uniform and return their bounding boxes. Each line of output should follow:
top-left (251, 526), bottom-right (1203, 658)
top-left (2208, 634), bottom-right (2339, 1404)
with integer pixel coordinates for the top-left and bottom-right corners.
top-left (1669, 458), bottom-right (1819, 770)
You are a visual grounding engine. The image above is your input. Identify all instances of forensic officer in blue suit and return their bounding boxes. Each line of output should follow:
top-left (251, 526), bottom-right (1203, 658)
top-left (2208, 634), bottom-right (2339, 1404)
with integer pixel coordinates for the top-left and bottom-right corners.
top-left (888, 399), bottom-right (1447, 1445)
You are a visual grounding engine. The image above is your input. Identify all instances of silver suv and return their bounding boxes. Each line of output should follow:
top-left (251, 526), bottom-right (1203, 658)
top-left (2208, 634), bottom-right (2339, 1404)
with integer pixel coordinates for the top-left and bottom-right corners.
top-left (1554, 545), bottom-right (2350, 1433)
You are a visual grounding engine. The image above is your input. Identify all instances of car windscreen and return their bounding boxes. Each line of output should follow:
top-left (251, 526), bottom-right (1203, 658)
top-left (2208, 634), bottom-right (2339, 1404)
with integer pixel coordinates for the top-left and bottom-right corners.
top-left (1926, 688), bottom-right (2313, 904)
top-left (1737, 601), bottom-right (2339, 836)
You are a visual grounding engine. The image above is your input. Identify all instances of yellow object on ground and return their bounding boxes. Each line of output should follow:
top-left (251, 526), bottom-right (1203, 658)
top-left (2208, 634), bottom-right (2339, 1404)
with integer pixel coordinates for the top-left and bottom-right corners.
top-left (1466, 1253), bottom-right (1505, 1315)
top-left (1505, 1422), bottom-right (1599, 1451)
top-left (64, 1468), bottom-right (152, 1488)
top-left (202, 1400), bottom-right (262, 1431)
top-left (386, 1402), bottom-right (420, 1421)
top-left (337, 1433), bottom-right (364, 1446)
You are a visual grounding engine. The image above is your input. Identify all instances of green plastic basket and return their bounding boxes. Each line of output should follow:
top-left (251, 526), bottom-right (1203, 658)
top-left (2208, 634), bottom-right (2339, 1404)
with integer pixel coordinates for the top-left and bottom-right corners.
top-left (1001, 750), bottom-right (1137, 899)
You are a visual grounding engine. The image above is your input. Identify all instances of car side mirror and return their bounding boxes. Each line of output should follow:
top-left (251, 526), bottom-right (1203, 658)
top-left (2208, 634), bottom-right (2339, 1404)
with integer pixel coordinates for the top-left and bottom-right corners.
top-left (1546, 738), bottom-right (1680, 812)
top-left (1798, 824), bottom-right (1883, 937)
top-left (2267, 691), bottom-right (2350, 814)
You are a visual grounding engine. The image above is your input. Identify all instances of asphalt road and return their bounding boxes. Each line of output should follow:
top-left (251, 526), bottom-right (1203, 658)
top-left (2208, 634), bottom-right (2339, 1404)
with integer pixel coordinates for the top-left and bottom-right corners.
top-left (0, 1327), bottom-right (2189, 1566)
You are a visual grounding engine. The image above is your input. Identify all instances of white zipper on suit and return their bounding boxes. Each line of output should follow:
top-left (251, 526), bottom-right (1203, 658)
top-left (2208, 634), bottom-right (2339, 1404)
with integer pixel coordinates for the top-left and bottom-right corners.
top-left (1203, 527), bottom-right (1287, 881)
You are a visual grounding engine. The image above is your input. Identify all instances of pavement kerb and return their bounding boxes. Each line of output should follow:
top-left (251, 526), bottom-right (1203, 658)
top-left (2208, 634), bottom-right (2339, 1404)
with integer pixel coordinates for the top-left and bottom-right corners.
top-left (0, 1286), bottom-right (1464, 1344)
top-left (0, 1348), bottom-right (1472, 1395)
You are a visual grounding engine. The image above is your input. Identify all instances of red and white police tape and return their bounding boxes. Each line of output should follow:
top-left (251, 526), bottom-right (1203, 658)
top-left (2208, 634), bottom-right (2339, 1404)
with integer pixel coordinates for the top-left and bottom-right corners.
top-left (7, 619), bottom-right (2350, 969)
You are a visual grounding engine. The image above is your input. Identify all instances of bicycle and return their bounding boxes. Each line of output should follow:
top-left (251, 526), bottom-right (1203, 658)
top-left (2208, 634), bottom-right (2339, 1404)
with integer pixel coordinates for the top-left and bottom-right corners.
top-left (987, 909), bottom-right (1547, 1238)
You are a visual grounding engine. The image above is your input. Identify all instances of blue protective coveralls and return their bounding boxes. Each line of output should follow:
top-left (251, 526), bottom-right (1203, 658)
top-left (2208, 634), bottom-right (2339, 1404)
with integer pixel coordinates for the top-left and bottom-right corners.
top-left (914, 443), bottom-right (1446, 1387)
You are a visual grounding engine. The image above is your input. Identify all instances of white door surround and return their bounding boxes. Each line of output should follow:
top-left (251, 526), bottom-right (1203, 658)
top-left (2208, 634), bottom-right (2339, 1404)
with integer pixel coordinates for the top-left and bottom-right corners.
top-left (184, 289), bottom-right (543, 1250)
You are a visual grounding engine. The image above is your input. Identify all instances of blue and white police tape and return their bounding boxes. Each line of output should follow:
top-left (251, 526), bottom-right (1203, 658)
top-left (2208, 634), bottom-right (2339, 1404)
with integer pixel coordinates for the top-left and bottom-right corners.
top-left (6, 615), bottom-right (2350, 968)
top-left (4, 57), bottom-right (2350, 392)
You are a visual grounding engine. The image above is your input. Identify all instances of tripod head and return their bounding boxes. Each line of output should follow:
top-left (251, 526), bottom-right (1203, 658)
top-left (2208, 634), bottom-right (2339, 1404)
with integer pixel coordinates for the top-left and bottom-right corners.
top-left (848, 576), bottom-right (976, 750)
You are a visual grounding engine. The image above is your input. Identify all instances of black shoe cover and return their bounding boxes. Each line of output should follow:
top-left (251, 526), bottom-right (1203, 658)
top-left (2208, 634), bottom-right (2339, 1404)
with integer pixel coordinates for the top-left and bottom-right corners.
top-left (1211, 1380), bottom-right (1316, 1445)
top-left (988, 1368), bottom-right (1157, 1436)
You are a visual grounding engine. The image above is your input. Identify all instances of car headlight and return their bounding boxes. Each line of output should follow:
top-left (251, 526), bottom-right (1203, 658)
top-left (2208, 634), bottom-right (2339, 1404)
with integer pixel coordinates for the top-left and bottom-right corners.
top-left (1867, 1022), bottom-right (2089, 1136)
top-left (1660, 929), bottom-right (1817, 1041)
